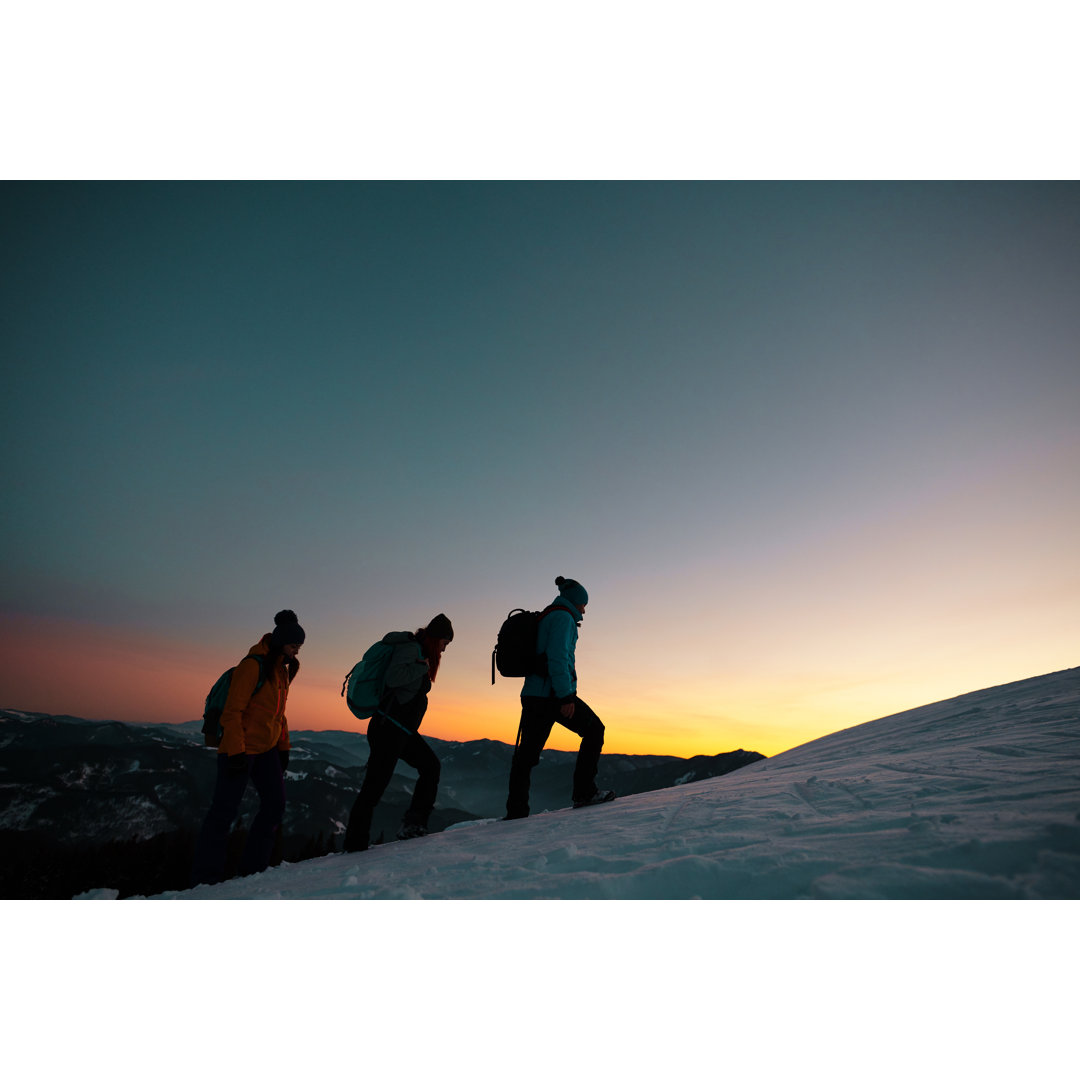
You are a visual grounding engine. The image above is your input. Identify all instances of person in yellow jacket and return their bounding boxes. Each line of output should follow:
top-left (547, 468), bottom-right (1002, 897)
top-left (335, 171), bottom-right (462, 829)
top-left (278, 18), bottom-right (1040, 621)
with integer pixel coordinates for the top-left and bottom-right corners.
top-left (191, 609), bottom-right (305, 886)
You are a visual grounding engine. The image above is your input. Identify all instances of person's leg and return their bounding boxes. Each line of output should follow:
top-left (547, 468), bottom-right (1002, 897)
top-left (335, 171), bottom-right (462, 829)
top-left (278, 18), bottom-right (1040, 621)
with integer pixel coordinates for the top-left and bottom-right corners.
top-left (556, 698), bottom-right (606, 804)
top-left (191, 755), bottom-right (249, 886)
top-left (399, 733), bottom-right (441, 830)
top-left (240, 748), bottom-right (287, 876)
top-left (505, 697), bottom-right (556, 819)
top-left (345, 715), bottom-right (407, 852)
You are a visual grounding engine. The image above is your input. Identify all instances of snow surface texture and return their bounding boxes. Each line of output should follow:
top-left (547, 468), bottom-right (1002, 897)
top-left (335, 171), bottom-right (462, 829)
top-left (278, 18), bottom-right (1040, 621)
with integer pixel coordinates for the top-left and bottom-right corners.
top-left (134, 667), bottom-right (1080, 900)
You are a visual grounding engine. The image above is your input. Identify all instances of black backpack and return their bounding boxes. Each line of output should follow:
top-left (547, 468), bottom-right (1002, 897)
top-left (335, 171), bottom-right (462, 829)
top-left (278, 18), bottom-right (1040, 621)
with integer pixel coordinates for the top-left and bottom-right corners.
top-left (491, 606), bottom-right (560, 684)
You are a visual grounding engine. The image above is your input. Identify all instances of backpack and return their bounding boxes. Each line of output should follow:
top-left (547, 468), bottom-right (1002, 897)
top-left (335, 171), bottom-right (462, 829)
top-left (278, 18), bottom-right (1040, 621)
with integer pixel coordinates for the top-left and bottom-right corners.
top-left (341, 638), bottom-right (400, 720)
top-left (490, 606), bottom-right (560, 684)
top-left (201, 656), bottom-right (266, 748)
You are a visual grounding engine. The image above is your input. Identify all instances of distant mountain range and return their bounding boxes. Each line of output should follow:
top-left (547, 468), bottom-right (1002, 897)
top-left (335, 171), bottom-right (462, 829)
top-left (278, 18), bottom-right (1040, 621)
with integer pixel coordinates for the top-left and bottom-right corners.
top-left (0, 708), bottom-right (763, 898)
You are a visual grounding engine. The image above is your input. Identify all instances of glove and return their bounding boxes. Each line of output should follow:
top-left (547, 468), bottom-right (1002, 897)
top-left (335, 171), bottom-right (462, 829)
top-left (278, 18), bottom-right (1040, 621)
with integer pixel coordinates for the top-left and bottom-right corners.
top-left (279, 749), bottom-right (290, 774)
top-left (227, 753), bottom-right (250, 775)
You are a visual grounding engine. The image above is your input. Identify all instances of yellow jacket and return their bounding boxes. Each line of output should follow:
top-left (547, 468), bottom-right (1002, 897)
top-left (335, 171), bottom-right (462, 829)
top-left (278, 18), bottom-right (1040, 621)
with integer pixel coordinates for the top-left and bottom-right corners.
top-left (218, 635), bottom-right (293, 756)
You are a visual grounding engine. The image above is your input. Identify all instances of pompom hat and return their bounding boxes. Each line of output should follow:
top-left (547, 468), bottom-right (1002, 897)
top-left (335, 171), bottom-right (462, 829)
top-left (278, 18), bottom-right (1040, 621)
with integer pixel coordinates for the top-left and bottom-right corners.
top-left (555, 576), bottom-right (589, 607)
top-left (270, 609), bottom-right (306, 647)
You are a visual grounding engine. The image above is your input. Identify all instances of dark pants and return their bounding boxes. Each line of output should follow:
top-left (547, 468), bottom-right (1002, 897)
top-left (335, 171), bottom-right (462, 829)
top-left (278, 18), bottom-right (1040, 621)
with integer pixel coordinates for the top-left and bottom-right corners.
top-left (506, 696), bottom-right (605, 818)
top-left (344, 713), bottom-right (441, 852)
top-left (191, 748), bottom-right (286, 886)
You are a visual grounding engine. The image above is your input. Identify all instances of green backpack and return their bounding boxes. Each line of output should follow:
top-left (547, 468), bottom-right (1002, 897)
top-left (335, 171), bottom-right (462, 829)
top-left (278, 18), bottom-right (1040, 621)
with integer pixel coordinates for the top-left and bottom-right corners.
top-left (201, 655), bottom-right (266, 747)
top-left (341, 634), bottom-right (414, 720)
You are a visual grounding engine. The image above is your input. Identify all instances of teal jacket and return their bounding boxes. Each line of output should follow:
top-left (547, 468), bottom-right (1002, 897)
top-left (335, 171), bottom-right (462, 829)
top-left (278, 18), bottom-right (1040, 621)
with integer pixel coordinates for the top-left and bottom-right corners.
top-left (521, 597), bottom-right (582, 702)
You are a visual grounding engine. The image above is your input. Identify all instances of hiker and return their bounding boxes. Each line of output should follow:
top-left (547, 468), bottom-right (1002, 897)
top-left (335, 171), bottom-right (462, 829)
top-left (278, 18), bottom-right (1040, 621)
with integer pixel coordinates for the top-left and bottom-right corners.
top-left (343, 613), bottom-right (454, 852)
top-left (505, 576), bottom-right (614, 819)
top-left (191, 609), bottom-right (305, 886)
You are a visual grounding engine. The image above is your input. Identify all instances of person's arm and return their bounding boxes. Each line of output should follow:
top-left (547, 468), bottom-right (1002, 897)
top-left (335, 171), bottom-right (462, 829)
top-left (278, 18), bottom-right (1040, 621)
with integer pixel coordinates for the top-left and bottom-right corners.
top-left (219, 656), bottom-right (260, 757)
top-left (544, 612), bottom-right (577, 705)
top-left (385, 642), bottom-right (428, 700)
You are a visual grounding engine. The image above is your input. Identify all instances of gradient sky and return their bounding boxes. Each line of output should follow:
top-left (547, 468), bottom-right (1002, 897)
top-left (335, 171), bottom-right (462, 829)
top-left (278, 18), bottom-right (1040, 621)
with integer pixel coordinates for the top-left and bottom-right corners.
top-left (2, 181), bottom-right (1077, 758)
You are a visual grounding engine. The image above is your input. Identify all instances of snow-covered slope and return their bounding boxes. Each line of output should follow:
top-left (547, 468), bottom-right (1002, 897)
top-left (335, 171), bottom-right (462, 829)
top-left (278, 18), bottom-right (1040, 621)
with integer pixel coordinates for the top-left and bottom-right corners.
top-left (136, 667), bottom-right (1079, 900)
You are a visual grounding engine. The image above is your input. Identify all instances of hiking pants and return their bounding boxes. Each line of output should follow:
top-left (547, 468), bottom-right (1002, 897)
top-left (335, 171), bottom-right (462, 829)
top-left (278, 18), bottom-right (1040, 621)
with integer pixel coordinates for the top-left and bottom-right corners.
top-left (344, 712), bottom-right (441, 852)
top-left (191, 748), bottom-right (286, 886)
top-left (506, 695), bottom-right (605, 818)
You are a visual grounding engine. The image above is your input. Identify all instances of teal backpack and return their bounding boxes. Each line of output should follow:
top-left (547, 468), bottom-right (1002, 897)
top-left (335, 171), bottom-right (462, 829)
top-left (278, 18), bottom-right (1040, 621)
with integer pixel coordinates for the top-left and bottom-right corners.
top-left (202, 655), bottom-right (266, 747)
top-left (341, 634), bottom-right (414, 720)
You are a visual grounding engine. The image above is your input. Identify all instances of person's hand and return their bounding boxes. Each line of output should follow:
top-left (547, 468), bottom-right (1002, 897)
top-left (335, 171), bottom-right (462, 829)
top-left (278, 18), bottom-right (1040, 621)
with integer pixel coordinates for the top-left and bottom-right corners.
top-left (560, 701), bottom-right (576, 720)
top-left (227, 753), bottom-right (249, 775)
top-left (279, 749), bottom-right (290, 774)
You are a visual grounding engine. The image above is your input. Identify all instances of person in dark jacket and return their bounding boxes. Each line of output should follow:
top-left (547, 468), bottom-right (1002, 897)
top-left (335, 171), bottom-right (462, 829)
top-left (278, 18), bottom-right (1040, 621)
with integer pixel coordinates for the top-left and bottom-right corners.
top-left (191, 609), bottom-right (305, 886)
top-left (505, 576), bottom-right (614, 819)
top-left (344, 613), bottom-right (454, 853)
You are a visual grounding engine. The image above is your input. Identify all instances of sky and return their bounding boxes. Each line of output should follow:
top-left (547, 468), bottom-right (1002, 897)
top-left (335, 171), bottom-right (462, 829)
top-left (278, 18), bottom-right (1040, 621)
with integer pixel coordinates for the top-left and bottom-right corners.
top-left (2, 180), bottom-right (1078, 757)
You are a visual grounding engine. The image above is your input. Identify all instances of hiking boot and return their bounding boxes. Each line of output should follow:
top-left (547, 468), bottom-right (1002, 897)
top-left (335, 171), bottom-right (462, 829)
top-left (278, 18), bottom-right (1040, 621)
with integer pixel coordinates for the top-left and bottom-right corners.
top-left (396, 822), bottom-right (428, 841)
top-left (573, 789), bottom-right (616, 809)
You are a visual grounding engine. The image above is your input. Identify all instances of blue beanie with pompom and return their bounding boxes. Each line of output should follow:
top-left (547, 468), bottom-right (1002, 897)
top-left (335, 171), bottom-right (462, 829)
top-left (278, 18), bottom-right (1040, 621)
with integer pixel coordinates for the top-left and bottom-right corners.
top-left (555, 576), bottom-right (588, 607)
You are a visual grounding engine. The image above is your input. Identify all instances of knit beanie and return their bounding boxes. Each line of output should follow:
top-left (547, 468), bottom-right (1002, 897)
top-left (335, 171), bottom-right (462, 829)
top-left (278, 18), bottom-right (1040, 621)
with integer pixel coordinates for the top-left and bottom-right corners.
top-left (555, 576), bottom-right (589, 607)
top-left (424, 612), bottom-right (454, 642)
top-left (271, 609), bottom-right (306, 647)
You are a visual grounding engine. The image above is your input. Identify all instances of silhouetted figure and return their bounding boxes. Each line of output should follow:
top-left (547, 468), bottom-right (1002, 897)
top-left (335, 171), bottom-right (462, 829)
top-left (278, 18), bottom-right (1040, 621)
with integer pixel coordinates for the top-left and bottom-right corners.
top-left (191, 610), bottom-right (305, 886)
top-left (505, 577), bottom-right (614, 819)
top-left (344, 614), bottom-right (454, 852)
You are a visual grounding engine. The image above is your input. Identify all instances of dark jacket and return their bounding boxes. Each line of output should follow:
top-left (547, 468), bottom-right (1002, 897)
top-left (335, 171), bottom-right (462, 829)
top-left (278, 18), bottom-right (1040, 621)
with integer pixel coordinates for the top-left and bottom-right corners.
top-left (380, 631), bottom-right (431, 731)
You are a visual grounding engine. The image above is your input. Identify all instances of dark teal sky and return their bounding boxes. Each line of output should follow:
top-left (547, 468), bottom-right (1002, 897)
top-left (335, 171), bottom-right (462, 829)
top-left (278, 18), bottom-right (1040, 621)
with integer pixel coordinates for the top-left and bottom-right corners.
top-left (3, 182), bottom-right (1077, 753)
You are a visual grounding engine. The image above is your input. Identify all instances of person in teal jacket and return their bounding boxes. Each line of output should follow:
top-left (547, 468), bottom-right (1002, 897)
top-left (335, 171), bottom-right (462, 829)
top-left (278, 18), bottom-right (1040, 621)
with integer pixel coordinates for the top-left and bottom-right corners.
top-left (505, 576), bottom-right (615, 819)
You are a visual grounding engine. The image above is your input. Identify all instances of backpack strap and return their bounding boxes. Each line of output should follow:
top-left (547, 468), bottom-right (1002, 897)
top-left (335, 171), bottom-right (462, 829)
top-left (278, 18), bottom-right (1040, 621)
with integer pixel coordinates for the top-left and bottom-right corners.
top-left (534, 605), bottom-right (562, 657)
top-left (242, 654), bottom-right (267, 699)
top-left (542, 602), bottom-right (578, 626)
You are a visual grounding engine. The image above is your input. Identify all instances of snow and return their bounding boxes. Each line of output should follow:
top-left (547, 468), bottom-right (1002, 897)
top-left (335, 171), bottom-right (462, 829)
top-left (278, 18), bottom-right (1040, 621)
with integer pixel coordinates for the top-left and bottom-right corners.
top-left (0, 788), bottom-right (51, 830)
top-left (59, 763), bottom-right (96, 789)
top-left (144, 666), bottom-right (1079, 901)
top-left (11, 668), bottom-right (1078, 1080)
top-left (72, 887), bottom-right (120, 900)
